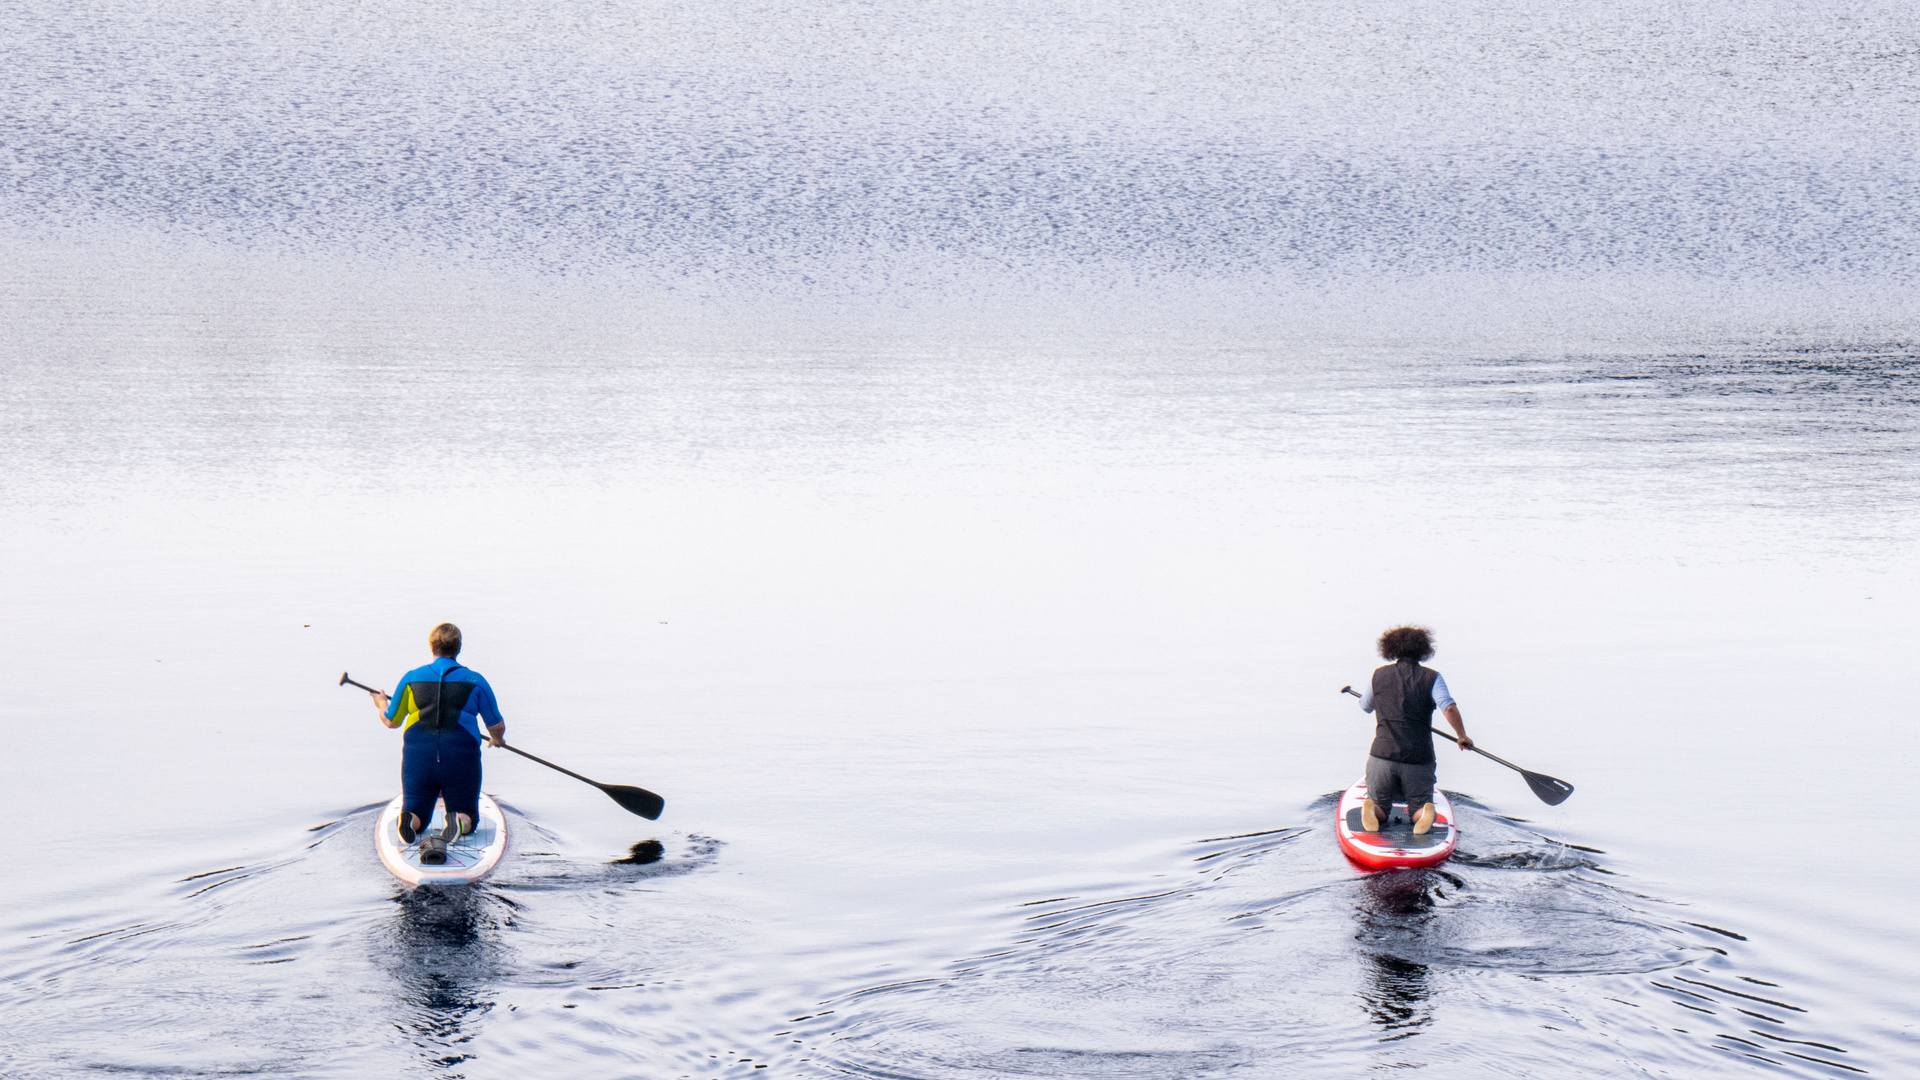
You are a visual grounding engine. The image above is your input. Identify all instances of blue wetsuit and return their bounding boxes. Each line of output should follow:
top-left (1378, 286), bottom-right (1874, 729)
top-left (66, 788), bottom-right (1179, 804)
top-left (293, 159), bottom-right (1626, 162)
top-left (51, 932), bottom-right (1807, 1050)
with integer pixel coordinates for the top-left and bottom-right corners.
top-left (384, 657), bottom-right (503, 826)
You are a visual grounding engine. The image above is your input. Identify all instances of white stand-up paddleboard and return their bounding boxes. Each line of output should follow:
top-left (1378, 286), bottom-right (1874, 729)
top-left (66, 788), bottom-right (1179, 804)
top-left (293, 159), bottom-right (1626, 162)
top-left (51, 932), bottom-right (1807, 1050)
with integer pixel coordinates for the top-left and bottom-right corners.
top-left (375, 792), bottom-right (508, 886)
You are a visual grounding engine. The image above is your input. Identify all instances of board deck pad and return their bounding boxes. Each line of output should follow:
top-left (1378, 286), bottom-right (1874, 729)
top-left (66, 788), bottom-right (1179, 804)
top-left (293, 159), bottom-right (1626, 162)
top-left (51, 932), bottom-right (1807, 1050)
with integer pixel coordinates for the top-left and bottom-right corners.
top-left (1342, 807), bottom-right (1451, 848)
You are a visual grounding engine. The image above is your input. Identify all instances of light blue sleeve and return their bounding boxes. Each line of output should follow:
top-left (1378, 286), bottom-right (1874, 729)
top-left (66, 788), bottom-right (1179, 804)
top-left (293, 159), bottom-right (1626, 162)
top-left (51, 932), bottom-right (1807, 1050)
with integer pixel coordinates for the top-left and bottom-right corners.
top-left (1358, 685), bottom-right (1374, 713)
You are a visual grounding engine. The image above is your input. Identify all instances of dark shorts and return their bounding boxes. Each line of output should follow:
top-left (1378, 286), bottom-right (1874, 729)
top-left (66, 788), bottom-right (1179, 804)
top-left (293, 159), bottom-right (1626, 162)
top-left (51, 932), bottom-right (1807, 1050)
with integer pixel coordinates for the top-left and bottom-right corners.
top-left (1364, 754), bottom-right (1436, 810)
top-left (401, 732), bottom-right (483, 826)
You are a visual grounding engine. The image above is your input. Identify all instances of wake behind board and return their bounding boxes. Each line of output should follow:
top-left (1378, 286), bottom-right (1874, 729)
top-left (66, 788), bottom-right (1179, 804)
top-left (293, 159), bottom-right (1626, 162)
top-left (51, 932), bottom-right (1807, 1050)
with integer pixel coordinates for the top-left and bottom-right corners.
top-left (375, 792), bottom-right (508, 886)
top-left (1335, 781), bottom-right (1458, 870)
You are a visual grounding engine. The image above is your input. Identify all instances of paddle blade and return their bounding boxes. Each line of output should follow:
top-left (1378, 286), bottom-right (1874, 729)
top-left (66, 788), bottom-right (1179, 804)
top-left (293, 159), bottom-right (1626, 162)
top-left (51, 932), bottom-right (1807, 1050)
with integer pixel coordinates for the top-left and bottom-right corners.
top-left (1522, 770), bottom-right (1575, 806)
top-left (602, 783), bottom-right (665, 820)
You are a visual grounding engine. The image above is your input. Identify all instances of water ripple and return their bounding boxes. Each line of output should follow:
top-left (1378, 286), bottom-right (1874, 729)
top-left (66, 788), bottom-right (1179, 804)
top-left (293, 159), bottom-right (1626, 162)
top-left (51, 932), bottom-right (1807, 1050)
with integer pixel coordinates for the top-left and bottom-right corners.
top-left (7, 0), bottom-right (1920, 284)
top-left (0, 805), bottom-right (731, 1079)
top-left (783, 796), bottom-right (1869, 1079)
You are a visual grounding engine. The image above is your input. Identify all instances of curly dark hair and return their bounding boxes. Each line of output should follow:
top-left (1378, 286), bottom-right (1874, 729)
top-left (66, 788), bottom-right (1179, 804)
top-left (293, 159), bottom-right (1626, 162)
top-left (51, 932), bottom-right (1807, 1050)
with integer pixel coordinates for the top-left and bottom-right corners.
top-left (1378, 625), bottom-right (1435, 663)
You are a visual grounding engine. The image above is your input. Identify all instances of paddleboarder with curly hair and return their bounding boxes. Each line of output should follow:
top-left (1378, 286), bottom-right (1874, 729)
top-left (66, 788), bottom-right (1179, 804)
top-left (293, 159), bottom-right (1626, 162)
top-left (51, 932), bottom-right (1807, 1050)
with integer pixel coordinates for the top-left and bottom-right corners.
top-left (361, 623), bottom-right (506, 843)
top-left (1355, 626), bottom-right (1472, 836)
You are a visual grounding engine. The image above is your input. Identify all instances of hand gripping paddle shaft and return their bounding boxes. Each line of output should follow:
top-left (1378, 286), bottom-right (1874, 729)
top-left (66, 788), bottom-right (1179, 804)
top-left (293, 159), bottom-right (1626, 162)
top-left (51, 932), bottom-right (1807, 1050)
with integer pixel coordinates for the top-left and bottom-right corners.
top-left (339, 671), bottom-right (667, 820)
top-left (1340, 685), bottom-right (1574, 806)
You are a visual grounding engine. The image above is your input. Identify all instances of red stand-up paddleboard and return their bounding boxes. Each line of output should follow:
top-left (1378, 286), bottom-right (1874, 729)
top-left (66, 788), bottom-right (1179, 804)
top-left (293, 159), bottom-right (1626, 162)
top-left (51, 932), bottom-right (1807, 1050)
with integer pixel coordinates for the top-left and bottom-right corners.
top-left (1335, 780), bottom-right (1458, 870)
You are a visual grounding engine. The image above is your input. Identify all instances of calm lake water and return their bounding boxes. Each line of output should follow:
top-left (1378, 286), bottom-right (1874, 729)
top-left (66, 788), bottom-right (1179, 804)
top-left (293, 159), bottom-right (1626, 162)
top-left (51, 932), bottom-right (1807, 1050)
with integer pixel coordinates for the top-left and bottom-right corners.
top-left (4, 1), bottom-right (1920, 1077)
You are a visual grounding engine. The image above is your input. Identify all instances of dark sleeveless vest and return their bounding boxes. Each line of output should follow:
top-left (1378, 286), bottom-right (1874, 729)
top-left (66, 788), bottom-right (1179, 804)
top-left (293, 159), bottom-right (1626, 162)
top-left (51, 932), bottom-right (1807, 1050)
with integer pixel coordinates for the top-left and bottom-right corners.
top-left (1369, 660), bottom-right (1440, 765)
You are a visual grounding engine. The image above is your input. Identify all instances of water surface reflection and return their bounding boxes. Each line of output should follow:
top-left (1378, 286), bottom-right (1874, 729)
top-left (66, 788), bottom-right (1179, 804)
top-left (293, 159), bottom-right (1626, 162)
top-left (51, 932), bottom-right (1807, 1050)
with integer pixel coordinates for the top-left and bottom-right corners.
top-left (383, 877), bottom-right (506, 1071)
top-left (1354, 871), bottom-right (1438, 1042)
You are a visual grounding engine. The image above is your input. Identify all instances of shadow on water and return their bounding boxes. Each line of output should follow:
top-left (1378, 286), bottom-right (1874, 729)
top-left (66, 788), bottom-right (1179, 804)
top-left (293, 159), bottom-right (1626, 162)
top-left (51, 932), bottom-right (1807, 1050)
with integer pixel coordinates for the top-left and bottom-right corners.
top-left (613, 839), bottom-right (666, 865)
top-left (501, 828), bottom-right (722, 891)
top-left (1361, 951), bottom-right (1431, 1041)
top-left (381, 886), bottom-right (508, 1074)
top-left (1355, 871), bottom-right (1438, 1041)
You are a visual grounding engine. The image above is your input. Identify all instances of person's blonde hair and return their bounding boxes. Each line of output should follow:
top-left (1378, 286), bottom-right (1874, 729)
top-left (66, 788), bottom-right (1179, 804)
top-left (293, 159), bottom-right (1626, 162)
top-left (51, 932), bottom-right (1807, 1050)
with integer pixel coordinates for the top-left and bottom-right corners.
top-left (429, 623), bottom-right (462, 657)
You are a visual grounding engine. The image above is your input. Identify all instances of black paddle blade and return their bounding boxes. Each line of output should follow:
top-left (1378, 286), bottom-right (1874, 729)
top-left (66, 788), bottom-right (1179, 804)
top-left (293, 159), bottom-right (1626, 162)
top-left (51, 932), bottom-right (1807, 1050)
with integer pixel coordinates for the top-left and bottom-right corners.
top-left (601, 783), bottom-right (665, 820)
top-left (1522, 770), bottom-right (1575, 806)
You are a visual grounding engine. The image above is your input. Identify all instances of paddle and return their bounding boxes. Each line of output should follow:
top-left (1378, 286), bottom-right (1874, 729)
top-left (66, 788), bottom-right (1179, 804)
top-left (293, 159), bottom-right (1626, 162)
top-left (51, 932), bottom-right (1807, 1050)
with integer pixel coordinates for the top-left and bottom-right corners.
top-left (494, 742), bottom-right (666, 821)
top-left (1340, 685), bottom-right (1574, 806)
top-left (339, 671), bottom-right (667, 820)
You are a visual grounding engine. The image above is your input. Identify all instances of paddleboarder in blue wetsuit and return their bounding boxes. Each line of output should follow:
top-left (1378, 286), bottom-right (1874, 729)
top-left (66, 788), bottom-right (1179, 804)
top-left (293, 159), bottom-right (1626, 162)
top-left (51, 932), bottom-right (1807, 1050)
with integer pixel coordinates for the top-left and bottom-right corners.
top-left (1356, 626), bottom-right (1472, 836)
top-left (363, 623), bottom-right (506, 843)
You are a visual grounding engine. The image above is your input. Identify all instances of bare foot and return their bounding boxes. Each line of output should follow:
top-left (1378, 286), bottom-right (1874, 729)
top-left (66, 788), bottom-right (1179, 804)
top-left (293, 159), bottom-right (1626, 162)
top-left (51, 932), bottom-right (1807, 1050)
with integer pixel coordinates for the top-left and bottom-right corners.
top-left (1360, 801), bottom-right (1383, 831)
top-left (1412, 802), bottom-right (1436, 835)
